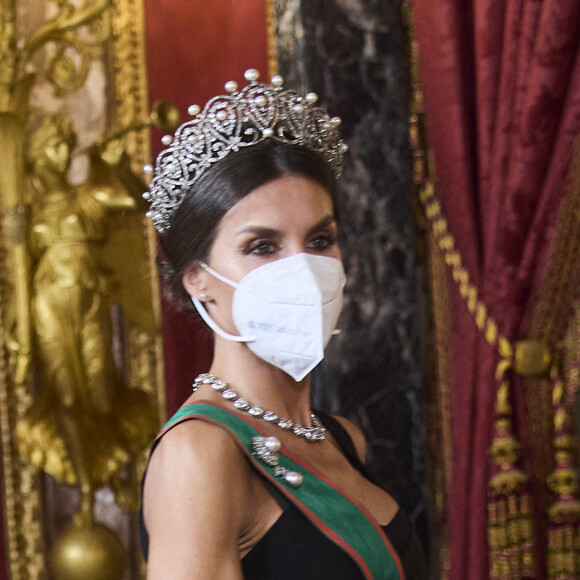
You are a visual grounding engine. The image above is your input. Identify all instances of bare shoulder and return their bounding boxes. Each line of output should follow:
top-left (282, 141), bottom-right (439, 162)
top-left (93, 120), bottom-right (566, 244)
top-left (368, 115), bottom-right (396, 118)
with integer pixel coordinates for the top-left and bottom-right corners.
top-left (144, 418), bottom-right (250, 518)
top-left (149, 417), bottom-right (244, 463)
top-left (331, 415), bottom-right (367, 464)
top-left (143, 419), bottom-right (248, 579)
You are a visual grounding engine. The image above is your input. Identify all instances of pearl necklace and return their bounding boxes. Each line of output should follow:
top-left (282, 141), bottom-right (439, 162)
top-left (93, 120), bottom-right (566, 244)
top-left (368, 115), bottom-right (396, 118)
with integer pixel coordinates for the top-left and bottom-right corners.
top-left (192, 373), bottom-right (326, 442)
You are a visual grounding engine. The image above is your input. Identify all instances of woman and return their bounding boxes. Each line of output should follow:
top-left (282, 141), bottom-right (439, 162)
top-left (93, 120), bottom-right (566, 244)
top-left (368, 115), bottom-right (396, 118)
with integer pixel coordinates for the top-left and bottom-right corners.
top-left (142, 70), bottom-right (427, 579)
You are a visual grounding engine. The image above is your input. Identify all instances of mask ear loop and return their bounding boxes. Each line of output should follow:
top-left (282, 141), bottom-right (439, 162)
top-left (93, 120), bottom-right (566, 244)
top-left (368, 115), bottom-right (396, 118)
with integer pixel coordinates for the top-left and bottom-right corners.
top-left (201, 262), bottom-right (239, 286)
top-left (191, 296), bottom-right (255, 342)
top-left (191, 262), bottom-right (256, 342)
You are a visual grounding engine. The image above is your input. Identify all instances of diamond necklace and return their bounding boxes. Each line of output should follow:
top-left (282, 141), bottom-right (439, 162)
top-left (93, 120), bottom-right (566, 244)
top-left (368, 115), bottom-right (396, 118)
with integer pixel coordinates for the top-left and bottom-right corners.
top-left (192, 373), bottom-right (326, 442)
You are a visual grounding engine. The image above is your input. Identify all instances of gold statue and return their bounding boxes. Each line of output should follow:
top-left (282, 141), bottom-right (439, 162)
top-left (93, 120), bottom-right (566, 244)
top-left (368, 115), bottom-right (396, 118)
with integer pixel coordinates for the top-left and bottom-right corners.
top-left (15, 114), bottom-right (157, 527)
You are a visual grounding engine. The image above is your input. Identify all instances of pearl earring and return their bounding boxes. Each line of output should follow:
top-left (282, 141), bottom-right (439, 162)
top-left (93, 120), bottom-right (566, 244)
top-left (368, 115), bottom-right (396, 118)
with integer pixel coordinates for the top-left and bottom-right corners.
top-left (199, 292), bottom-right (209, 301)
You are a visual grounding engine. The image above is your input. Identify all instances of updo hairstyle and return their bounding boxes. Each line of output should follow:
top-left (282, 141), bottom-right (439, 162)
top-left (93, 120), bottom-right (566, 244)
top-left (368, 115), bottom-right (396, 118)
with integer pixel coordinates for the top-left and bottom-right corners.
top-left (158, 143), bottom-right (339, 312)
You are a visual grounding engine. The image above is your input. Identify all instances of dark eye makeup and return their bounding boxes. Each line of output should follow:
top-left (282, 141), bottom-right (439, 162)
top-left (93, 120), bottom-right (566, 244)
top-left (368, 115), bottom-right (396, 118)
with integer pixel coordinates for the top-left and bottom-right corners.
top-left (308, 231), bottom-right (337, 251)
top-left (244, 240), bottom-right (278, 256)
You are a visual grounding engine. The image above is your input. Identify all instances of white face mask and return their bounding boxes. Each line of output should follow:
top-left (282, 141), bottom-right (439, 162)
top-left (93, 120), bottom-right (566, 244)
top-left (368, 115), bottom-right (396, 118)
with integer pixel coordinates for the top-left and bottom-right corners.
top-left (190, 253), bottom-right (346, 382)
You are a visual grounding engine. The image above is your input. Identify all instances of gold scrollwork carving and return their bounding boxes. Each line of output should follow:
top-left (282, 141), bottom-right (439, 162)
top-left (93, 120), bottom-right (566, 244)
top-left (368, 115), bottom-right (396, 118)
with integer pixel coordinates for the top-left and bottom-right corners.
top-left (19, 0), bottom-right (112, 95)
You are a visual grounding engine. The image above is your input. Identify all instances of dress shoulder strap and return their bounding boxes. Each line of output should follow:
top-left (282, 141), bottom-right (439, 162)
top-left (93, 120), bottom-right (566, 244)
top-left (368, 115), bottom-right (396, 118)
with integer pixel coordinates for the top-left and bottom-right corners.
top-left (317, 411), bottom-right (386, 488)
top-left (317, 412), bottom-right (363, 467)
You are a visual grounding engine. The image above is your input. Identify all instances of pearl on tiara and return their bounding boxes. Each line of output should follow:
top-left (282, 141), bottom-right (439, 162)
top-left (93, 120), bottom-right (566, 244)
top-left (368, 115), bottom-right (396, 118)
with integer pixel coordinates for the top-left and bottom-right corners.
top-left (225, 80), bottom-right (238, 93)
top-left (144, 69), bottom-right (348, 233)
top-left (254, 95), bottom-right (267, 106)
top-left (244, 68), bottom-right (260, 81)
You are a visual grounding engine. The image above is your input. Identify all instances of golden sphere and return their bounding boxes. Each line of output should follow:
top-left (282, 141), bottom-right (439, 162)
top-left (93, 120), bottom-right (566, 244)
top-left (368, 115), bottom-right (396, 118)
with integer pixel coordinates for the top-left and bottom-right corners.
top-left (50, 524), bottom-right (126, 580)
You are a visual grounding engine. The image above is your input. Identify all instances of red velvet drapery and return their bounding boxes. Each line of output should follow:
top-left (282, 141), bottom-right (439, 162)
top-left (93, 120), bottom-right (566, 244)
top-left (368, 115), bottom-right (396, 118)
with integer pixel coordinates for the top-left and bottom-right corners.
top-left (143, 0), bottom-right (269, 416)
top-left (412, 1), bottom-right (580, 578)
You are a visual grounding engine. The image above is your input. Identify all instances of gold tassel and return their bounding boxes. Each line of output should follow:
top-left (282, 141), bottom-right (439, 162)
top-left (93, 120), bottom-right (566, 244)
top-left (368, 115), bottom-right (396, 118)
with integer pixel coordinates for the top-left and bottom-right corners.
top-left (519, 492), bottom-right (535, 577)
top-left (488, 379), bottom-right (535, 579)
top-left (547, 370), bottom-right (580, 580)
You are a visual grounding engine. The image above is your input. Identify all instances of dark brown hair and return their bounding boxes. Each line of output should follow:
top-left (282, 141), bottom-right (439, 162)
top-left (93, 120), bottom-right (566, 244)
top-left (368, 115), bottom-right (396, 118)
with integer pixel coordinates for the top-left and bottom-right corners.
top-left (158, 143), bottom-right (339, 311)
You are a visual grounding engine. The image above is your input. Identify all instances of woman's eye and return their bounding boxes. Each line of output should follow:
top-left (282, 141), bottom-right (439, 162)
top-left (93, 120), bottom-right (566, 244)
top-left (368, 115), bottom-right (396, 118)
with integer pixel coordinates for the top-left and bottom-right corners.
top-left (246, 240), bottom-right (277, 255)
top-left (309, 234), bottom-right (337, 251)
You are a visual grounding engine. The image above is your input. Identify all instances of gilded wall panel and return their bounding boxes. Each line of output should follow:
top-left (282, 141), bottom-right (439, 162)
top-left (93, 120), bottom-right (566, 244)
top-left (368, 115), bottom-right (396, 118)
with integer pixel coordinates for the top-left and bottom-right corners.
top-left (0, 0), bottom-right (163, 577)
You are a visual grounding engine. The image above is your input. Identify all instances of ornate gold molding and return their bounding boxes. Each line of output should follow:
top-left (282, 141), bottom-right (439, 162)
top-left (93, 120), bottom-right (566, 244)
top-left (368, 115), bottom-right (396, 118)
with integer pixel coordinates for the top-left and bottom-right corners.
top-left (1, 2), bottom-right (50, 575)
top-left (265, 0), bottom-right (278, 80)
top-left (108, 0), bottom-right (166, 419)
top-left (0, 278), bottom-right (45, 579)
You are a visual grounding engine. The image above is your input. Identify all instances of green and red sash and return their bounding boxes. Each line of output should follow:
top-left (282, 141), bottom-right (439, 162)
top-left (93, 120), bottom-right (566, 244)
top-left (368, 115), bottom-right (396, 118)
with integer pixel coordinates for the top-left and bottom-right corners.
top-left (157, 401), bottom-right (404, 580)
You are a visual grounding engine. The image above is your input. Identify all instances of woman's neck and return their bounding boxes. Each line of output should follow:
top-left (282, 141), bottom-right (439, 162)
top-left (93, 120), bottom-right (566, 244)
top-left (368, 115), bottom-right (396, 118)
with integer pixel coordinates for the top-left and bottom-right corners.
top-left (208, 338), bottom-right (314, 427)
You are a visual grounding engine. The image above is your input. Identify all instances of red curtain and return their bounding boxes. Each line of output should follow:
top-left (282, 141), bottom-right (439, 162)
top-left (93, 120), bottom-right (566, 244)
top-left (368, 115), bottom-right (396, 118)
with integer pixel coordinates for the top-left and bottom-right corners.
top-left (412, 1), bottom-right (580, 578)
top-left (143, 0), bottom-right (269, 415)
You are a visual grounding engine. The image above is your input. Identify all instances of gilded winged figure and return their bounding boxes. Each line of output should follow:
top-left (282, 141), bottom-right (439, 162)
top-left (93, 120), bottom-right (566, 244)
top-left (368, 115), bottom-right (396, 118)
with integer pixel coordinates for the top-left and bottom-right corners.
top-left (15, 114), bottom-right (158, 526)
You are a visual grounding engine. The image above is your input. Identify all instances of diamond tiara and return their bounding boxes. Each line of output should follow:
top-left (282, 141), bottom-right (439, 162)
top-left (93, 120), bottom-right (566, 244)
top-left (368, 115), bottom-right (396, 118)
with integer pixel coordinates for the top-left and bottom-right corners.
top-left (143, 69), bottom-right (348, 233)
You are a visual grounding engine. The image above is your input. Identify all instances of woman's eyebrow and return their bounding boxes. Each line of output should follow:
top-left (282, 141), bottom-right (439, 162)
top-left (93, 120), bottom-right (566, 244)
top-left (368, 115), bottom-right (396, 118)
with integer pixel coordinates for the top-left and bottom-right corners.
top-left (235, 225), bottom-right (281, 237)
top-left (236, 215), bottom-right (336, 238)
top-left (305, 215), bottom-right (337, 237)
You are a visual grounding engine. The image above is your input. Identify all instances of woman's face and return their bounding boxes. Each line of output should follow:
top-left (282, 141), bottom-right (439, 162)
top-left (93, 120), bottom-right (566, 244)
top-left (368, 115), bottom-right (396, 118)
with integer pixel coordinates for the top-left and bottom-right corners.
top-left (183, 174), bottom-right (341, 336)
